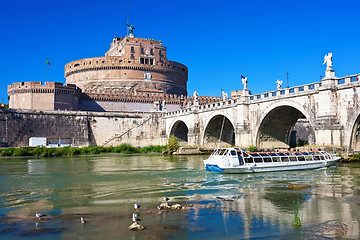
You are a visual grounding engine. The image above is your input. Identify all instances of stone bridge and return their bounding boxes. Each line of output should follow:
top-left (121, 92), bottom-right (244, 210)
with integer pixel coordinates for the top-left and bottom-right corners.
top-left (162, 68), bottom-right (360, 150)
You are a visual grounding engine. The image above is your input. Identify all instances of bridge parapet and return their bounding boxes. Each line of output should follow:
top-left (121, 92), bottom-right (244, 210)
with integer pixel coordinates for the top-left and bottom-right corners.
top-left (164, 73), bottom-right (360, 119)
top-left (249, 73), bottom-right (359, 102)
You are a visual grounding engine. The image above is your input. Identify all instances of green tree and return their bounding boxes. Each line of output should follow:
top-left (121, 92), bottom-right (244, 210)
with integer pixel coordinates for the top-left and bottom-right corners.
top-left (166, 135), bottom-right (179, 154)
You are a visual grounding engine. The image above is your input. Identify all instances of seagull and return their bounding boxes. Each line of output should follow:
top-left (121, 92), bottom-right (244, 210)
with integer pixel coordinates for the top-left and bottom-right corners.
top-left (132, 213), bottom-right (141, 223)
top-left (163, 196), bottom-right (170, 202)
top-left (36, 212), bottom-right (47, 219)
top-left (157, 205), bottom-right (163, 211)
top-left (134, 203), bottom-right (141, 210)
top-left (80, 217), bottom-right (86, 224)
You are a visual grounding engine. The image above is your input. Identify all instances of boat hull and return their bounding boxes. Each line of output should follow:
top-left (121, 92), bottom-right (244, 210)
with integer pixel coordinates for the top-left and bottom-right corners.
top-left (204, 158), bottom-right (339, 174)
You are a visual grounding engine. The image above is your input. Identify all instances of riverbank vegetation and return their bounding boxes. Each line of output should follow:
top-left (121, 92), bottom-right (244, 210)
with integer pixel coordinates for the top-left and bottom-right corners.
top-left (0, 144), bottom-right (166, 157)
top-left (162, 135), bottom-right (180, 154)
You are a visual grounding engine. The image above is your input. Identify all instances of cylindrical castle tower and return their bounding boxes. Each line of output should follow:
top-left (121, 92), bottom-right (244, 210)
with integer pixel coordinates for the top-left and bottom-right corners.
top-left (64, 35), bottom-right (188, 96)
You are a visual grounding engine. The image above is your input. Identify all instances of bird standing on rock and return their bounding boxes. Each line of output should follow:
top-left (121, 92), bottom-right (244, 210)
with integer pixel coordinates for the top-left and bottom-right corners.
top-left (134, 203), bottom-right (141, 210)
top-left (80, 217), bottom-right (86, 224)
top-left (163, 196), bottom-right (170, 202)
top-left (132, 213), bottom-right (141, 223)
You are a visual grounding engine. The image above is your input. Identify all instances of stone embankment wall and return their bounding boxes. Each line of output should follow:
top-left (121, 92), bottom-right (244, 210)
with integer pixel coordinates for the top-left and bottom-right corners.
top-left (0, 109), bottom-right (163, 148)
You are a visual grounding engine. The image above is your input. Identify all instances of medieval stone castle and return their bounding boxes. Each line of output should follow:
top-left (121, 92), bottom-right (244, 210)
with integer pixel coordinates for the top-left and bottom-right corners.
top-left (7, 30), bottom-right (219, 113)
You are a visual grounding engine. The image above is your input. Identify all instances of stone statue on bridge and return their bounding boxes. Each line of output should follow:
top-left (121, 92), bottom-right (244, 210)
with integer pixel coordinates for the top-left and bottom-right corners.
top-left (193, 91), bottom-right (199, 105)
top-left (323, 53), bottom-right (333, 70)
top-left (241, 76), bottom-right (248, 90)
top-left (221, 89), bottom-right (228, 101)
top-left (276, 79), bottom-right (282, 90)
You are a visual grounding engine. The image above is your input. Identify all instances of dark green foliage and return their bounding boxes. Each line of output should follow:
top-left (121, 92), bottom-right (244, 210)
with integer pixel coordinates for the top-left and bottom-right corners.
top-left (140, 145), bottom-right (165, 153)
top-left (248, 145), bottom-right (258, 152)
top-left (113, 144), bottom-right (139, 154)
top-left (164, 135), bottom-right (180, 154)
top-left (0, 143), bottom-right (165, 158)
top-left (13, 147), bottom-right (32, 156)
top-left (296, 139), bottom-right (308, 147)
top-left (31, 146), bottom-right (46, 156)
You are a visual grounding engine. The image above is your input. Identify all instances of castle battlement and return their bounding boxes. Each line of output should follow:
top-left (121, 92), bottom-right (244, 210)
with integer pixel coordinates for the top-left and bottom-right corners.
top-left (8, 82), bottom-right (78, 94)
top-left (64, 56), bottom-right (187, 78)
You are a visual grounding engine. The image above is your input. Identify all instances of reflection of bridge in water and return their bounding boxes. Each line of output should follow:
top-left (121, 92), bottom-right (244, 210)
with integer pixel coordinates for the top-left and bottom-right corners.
top-left (164, 61), bottom-right (360, 150)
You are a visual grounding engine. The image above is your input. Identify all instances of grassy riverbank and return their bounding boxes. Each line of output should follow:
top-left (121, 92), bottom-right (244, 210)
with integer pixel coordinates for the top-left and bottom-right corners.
top-left (0, 144), bottom-right (166, 157)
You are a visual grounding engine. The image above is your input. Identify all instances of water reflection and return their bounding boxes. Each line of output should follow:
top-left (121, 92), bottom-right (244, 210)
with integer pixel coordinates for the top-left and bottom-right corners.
top-left (0, 156), bottom-right (359, 239)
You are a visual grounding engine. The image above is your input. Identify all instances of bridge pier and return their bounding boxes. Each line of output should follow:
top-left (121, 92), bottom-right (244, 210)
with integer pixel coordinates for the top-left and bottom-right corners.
top-left (235, 121), bottom-right (252, 147)
top-left (315, 115), bottom-right (343, 146)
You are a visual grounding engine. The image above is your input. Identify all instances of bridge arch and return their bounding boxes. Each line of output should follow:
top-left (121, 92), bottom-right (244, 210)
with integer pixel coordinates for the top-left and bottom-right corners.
top-left (254, 101), bottom-right (316, 149)
top-left (169, 120), bottom-right (189, 145)
top-left (202, 113), bottom-right (235, 147)
top-left (345, 110), bottom-right (360, 151)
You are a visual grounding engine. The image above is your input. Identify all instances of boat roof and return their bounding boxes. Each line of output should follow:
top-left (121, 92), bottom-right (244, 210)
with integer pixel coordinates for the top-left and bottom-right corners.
top-left (212, 148), bottom-right (329, 155)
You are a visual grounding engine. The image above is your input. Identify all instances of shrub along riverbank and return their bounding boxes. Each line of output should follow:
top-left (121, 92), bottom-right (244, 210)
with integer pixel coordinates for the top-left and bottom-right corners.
top-left (0, 144), bottom-right (166, 157)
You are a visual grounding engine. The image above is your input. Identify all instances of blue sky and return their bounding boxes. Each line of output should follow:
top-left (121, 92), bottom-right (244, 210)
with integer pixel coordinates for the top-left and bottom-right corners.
top-left (1, 0), bottom-right (360, 102)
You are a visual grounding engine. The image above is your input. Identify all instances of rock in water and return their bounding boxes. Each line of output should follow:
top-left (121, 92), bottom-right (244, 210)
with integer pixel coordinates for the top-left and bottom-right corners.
top-left (128, 222), bottom-right (145, 231)
top-left (159, 202), bottom-right (170, 209)
top-left (171, 204), bottom-right (182, 210)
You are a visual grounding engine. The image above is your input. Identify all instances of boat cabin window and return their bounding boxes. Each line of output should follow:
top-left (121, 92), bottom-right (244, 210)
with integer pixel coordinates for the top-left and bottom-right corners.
top-left (242, 152), bottom-right (250, 158)
top-left (230, 150), bottom-right (237, 156)
top-left (217, 149), bottom-right (226, 155)
top-left (298, 156), bottom-right (305, 161)
top-left (245, 158), bottom-right (253, 163)
top-left (254, 157), bottom-right (263, 163)
top-left (272, 156), bottom-right (280, 162)
top-left (238, 156), bottom-right (243, 165)
top-left (289, 154), bottom-right (297, 161)
top-left (280, 156), bottom-right (289, 162)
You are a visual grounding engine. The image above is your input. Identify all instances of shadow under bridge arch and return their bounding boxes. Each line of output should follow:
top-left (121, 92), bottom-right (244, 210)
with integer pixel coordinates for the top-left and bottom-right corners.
top-left (256, 106), bottom-right (314, 149)
top-left (169, 120), bottom-right (188, 145)
top-left (203, 115), bottom-right (235, 147)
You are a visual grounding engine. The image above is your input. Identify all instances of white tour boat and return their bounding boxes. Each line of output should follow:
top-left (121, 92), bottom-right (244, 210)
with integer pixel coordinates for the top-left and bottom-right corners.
top-left (204, 148), bottom-right (341, 173)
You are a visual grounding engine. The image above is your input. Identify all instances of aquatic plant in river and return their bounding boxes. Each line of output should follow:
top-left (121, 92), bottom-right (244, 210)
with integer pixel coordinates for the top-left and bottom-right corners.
top-left (293, 200), bottom-right (302, 227)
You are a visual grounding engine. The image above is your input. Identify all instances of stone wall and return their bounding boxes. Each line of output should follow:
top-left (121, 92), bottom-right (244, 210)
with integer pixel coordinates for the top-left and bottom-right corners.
top-left (8, 82), bottom-right (80, 111)
top-left (0, 109), bottom-right (164, 148)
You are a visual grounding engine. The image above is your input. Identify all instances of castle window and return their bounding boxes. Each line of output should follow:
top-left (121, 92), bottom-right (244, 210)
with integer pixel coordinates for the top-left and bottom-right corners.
top-left (150, 49), bottom-right (153, 55)
top-left (74, 63), bottom-right (80, 67)
top-left (140, 57), bottom-right (154, 65)
top-left (131, 47), bottom-right (135, 53)
top-left (159, 50), bottom-right (162, 56)
top-left (131, 54), bottom-right (134, 59)
top-left (141, 48), bottom-right (144, 54)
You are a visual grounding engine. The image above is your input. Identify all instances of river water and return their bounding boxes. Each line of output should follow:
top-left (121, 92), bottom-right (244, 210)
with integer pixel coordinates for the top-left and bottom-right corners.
top-left (0, 154), bottom-right (359, 239)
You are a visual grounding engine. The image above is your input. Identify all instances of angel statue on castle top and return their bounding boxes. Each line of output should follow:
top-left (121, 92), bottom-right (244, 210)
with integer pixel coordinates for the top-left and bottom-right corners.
top-left (323, 53), bottom-right (333, 70)
top-left (127, 24), bottom-right (135, 37)
top-left (276, 79), bottom-right (282, 90)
